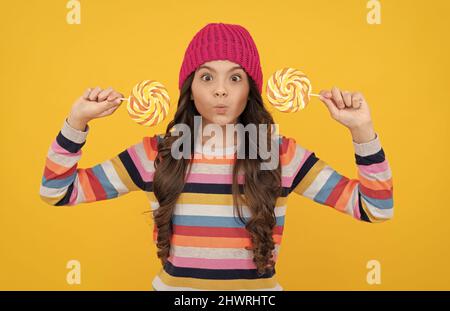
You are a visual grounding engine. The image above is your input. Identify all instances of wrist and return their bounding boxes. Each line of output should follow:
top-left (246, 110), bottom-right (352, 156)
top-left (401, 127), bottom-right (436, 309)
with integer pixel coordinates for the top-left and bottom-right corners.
top-left (67, 113), bottom-right (88, 132)
top-left (349, 122), bottom-right (376, 144)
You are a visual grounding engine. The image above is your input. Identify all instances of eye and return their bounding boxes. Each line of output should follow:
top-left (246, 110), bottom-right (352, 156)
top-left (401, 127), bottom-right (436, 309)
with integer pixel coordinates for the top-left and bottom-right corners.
top-left (200, 73), bottom-right (212, 81)
top-left (231, 74), bottom-right (242, 82)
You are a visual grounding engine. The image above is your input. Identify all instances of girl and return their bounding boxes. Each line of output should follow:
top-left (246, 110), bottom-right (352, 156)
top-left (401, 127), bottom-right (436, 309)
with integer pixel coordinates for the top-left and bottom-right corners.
top-left (39, 23), bottom-right (394, 291)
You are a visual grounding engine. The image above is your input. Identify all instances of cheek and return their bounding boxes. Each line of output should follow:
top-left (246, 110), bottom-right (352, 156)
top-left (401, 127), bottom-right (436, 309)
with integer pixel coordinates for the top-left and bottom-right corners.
top-left (235, 99), bottom-right (247, 114)
top-left (193, 99), bottom-right (210, 117)
top-left (229, 95), bottom-right (248, 117)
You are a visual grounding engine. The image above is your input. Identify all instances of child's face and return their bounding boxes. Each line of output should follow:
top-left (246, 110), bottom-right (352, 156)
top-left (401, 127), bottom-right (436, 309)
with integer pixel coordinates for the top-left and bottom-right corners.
top-left (191, 60), bottom-right (250, 127)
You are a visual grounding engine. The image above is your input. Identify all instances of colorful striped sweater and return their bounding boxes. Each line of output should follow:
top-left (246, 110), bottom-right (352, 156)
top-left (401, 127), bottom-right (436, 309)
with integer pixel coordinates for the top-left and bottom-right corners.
top-left (39, 118), bottom-right (394, 291)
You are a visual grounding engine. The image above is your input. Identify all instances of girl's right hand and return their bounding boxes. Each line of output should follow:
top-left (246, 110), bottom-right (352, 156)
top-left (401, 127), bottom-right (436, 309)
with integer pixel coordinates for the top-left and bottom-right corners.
top-left (67, 87), bottom-right (124, 130)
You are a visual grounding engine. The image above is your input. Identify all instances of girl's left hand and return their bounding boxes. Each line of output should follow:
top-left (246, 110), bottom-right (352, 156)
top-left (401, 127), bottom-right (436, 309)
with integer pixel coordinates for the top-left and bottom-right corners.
top-left (318, 87), bottom-right (373, 130)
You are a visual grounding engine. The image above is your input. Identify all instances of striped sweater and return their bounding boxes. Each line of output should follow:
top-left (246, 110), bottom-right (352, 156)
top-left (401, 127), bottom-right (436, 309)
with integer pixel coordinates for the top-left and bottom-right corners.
top-left (39, 118), bottom-right (394, 291)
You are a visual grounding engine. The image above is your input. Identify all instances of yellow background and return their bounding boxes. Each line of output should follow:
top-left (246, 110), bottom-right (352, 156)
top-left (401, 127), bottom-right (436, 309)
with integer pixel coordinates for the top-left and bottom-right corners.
top-left (1, 0), bottom-right (449, 290)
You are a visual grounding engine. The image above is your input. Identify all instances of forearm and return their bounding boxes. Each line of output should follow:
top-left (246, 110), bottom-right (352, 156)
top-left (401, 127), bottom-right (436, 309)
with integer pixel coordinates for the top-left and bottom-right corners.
top-left (288, 133), bottom-right (394, 223)
top-left (39, 118), bottom-right (89, 206)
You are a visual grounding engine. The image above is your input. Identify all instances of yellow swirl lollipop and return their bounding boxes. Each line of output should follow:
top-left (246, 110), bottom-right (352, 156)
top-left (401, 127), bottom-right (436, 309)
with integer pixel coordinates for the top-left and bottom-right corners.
top-left (121, 80), bottom-right (170, 127)
top-left (266, 68), bottom-right (320, 113)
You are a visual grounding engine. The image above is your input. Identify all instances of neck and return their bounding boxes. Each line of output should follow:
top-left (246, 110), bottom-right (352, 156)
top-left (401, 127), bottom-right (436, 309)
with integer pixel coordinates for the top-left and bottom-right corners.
top-left (195, 117), bottom-right (239, 149)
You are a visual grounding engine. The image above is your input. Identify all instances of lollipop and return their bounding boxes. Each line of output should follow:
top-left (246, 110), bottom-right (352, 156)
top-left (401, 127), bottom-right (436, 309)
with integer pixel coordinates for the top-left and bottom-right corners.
top-left (266, 68), bottom-right (320, 113)
top-left (120, 80), bottom-right (170, 127)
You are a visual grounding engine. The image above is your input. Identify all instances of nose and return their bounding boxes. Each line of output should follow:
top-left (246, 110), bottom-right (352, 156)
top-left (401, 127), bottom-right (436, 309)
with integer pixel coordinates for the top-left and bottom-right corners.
top-left (214, 89), bottom-right (227, 98)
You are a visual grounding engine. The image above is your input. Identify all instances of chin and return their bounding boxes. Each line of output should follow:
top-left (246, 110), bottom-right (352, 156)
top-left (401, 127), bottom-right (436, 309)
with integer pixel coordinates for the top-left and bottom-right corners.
top-left (211, 115), bottom-right (236, 126)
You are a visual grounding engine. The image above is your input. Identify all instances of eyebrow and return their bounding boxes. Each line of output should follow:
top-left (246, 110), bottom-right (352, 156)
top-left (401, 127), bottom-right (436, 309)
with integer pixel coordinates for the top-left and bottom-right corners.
top-left (198, 65), bottom-right (243, 72)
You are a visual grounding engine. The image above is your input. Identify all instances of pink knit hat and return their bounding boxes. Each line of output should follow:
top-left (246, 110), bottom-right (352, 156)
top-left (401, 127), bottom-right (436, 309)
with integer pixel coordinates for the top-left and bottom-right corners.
top-left (178, 23), bottom-right (263, 93)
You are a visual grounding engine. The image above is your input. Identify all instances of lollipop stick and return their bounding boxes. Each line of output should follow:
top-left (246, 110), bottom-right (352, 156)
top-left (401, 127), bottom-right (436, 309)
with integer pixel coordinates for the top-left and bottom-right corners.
top-left (310, 93), bottom-right (321, 97)
top-left (119, 97), bottom-right (130, 101)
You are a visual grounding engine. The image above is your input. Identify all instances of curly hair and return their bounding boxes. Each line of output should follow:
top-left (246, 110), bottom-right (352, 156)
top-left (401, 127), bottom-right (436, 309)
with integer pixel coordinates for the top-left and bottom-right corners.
top-left (150, 71), bottom-right (282, 276)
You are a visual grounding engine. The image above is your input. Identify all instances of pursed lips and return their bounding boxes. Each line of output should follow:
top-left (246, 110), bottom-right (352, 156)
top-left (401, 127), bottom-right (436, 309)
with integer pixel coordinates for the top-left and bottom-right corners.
top-left (213, 104), bottom-right (228, 113)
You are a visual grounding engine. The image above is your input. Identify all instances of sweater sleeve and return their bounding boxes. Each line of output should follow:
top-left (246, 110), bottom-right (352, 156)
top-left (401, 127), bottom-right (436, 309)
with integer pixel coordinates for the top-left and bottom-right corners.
top-left (285, 133), bottom-right (394, 223)
top-left (39, 118), bottom-right (159, 206)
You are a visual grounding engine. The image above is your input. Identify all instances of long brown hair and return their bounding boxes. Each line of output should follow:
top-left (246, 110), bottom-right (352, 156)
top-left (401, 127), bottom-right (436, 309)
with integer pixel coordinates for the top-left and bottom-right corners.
top-left (151, 71), bottom-right (282, 275)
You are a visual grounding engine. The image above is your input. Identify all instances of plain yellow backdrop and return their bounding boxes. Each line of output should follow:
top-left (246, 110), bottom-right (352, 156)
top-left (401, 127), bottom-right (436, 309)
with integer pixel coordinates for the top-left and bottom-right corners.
top-left (1, 0), bottom-right (449, 290)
